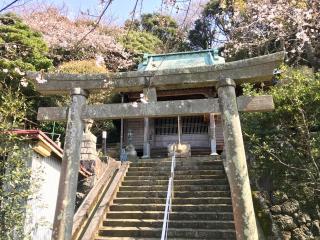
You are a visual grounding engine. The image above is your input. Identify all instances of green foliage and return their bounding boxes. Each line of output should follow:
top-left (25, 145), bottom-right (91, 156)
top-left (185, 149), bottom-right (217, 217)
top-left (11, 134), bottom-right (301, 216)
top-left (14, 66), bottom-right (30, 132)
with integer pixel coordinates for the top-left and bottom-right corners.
top-left (140, 13), bottom-right (178, 44)
top-left (57, 59), bottom-right (110, 104)
top-left (124, 13), bottom-right (185, 52)
top-left (58, 59), bottom-right (108, 74)
top-left (241, 66), bottom-right (320, 210)
top-left (188, 18), bottom-right (215, 50)
top-left (119, 31), bottom-right (163, 55)
top-left (0, 89), bottom-right (32, 239)
top-left (0, 13), bottom-right (54, 123)
top-left (119, 30), bottom-right (163, 65)
top-left (188, 0), bottom-right (229, 50)
top-left (0, 142), bottom-right (33, 239)
top-left (0, 14), bottom-right (53, 239)
top-left (0, 13), bottom-right (52, 73)
top-left (0, 90), bottom-right (26, 131)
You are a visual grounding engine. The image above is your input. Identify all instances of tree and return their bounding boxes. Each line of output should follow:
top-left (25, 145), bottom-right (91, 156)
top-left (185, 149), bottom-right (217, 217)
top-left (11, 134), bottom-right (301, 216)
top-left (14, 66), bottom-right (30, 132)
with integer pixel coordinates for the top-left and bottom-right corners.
top-left (226, 0), bottom-right (320, 70)
top-left (22, 8), bottom-right (133, 71)
top-left (241, 66), bottom-right (320, 212)
top-left (118, 30), bottom-right (164, 64)
top-left (188, 17), bottom-right (215, 49)
top-left (0, 13), bottom-right (54, 125)
top-left (140, 13), bottom-right (178, 44)
top-left (188, 0), bottom-right (231, 49)
top-left (124, 13), bottom-right (186, 52)
top-left (0, 13), bottom-right (52, 239)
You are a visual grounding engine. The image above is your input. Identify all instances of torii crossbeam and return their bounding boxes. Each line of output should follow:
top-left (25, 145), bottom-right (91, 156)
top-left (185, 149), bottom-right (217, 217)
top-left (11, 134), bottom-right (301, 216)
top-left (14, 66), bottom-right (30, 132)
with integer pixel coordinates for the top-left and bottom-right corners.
top-left (27, 52), bottom-right (284, 240)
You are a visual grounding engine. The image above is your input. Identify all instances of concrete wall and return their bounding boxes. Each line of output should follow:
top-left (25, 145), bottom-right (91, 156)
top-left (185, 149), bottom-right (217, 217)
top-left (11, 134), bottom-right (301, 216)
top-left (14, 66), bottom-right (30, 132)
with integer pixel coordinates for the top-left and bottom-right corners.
top-left (25, 151), bottom-right (61, 240)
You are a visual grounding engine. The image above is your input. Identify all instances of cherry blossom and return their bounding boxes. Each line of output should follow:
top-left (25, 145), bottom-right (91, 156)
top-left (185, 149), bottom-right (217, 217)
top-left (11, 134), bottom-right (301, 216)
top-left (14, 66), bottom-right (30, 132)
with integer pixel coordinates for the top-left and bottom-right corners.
top-left (22, 8), bottom-right (133, 71)
top-left (20, 77), bottom-right (28, 87)
top-left (35, 73), bottom-right (47, 84)
top-left (225, 0), bottom-right (319, 69)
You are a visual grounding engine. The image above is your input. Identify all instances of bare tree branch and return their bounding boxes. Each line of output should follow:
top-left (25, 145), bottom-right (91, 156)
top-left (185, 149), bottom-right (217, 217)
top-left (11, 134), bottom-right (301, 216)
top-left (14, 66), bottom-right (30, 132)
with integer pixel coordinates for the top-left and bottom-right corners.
top-left (124, 0), bottom-right (140, 39)
top-left (181, 0), bottom-right (192, 27)
top-left (139, 0), bottom-right (144, 16)
top-left (75, 0), bottom-right (114, 47)
top-left (0, 0), bottom-right (20, 12)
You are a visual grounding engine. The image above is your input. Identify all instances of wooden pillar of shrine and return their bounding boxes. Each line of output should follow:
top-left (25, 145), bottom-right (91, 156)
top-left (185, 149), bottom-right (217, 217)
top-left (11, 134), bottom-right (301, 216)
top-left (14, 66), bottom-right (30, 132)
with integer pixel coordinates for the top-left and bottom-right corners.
top-left (142, 88), bottom-right (157, 159)
top-left (217, 78), bottom-right (258, 240)
top-left (209, 113), bottom-right (218, 155)
top-left (142, 117), bottom-right (150, 158)
top-left (52, 88), bottom-right (88, 240)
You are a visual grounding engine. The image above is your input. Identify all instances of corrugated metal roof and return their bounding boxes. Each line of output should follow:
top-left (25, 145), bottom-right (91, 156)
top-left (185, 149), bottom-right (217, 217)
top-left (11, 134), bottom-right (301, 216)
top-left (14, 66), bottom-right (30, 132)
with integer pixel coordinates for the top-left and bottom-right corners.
top-left (138, 48), bottom-right (225, 71)
top-left (9, 129), bottom-right (63, 158)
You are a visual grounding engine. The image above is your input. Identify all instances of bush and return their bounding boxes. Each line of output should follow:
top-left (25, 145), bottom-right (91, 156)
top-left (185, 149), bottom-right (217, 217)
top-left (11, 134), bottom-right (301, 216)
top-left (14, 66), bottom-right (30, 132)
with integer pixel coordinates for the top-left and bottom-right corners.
top-left (58, 59), bottom-right (108, 74)
top-left (241, 66), bottom-right (320, 210)
top-left (119, 31), bottom-right (163, 55)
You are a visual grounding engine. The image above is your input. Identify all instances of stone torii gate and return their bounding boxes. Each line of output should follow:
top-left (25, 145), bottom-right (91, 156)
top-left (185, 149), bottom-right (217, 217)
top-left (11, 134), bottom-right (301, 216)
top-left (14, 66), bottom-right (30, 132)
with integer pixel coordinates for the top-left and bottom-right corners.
top-left (28, 52), bottom-right (283, 240)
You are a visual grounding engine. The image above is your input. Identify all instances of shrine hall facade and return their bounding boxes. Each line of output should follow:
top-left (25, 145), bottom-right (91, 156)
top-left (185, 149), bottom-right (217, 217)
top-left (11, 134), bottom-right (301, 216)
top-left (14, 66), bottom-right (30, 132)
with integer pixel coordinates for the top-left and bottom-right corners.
top-left (122, 49), bottom-right (225, 157)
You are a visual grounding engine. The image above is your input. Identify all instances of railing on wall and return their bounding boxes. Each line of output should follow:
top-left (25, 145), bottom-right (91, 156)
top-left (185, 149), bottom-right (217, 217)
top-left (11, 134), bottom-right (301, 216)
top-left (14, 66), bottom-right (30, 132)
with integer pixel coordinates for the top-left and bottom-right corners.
top-left (160, 151), bottom-right (176, 240)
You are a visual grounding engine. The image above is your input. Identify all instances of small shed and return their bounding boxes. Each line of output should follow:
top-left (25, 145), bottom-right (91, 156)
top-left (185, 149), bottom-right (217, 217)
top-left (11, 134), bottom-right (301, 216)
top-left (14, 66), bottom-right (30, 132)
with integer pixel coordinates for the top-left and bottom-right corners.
top-left (11, 130), bottom-right (63, 240)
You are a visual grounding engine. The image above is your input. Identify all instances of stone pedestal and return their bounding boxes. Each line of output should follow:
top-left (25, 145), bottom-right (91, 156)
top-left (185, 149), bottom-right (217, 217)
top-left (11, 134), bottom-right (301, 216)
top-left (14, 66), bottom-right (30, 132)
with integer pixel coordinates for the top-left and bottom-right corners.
top-left (168, 143), bottom-right (191, 157)
top-left (80, 119), bottom-right (102, 180)
top-left (125, 144), bottom-right (138, 161)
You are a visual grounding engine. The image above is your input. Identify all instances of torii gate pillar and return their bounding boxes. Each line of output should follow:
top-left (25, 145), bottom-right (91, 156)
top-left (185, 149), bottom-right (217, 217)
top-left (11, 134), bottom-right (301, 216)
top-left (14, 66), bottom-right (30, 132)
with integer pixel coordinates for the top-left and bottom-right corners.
top-left (217, 78), bottom-right (258, 240)
top-left (52, 88), bottom-right (88, 240)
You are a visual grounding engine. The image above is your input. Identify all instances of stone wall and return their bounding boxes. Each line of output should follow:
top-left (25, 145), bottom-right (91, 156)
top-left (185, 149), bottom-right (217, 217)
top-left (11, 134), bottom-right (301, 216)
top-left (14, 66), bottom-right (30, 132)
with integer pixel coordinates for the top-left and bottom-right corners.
top-left (254, 191), bottom-right (320, 240)
top-left (270, 191), bottom-right (320, 240)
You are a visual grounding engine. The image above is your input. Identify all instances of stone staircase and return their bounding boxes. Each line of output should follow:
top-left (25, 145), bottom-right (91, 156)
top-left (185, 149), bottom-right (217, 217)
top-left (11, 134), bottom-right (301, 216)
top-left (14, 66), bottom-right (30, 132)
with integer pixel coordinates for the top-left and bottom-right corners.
top-left (150, 148), bottom-right (212, 158)
top-left (95, 156), bottom-right (236, 239)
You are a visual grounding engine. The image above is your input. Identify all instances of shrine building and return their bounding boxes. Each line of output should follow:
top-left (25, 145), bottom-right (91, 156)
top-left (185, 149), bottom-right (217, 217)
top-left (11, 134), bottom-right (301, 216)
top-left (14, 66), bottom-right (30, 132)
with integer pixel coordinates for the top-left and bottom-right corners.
top-left (121, 49), bottom-right (225, 158)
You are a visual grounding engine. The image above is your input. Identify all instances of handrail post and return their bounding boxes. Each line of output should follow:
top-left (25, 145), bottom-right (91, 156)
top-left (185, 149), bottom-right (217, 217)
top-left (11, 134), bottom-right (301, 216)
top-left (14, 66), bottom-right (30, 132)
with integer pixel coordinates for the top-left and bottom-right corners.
top-left (161, 147), bottom-right (176, 240)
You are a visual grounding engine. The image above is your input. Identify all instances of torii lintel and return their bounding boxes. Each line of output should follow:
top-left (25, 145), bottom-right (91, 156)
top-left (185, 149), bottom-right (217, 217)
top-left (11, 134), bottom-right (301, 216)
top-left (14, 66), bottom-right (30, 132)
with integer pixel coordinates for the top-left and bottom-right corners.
top-left (26, 52), bottom-right (284, 95)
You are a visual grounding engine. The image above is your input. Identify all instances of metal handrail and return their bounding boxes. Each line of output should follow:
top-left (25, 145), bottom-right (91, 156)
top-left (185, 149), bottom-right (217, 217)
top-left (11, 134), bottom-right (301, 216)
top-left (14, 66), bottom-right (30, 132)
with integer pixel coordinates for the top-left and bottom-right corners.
top-left (161, 152), bottom-right (176, 240)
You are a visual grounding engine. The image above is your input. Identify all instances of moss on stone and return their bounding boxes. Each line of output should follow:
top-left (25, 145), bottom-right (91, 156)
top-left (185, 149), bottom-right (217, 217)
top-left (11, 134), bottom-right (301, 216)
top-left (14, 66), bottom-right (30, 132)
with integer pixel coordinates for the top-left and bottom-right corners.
top-left (252, 191), bottom-right (273, 237)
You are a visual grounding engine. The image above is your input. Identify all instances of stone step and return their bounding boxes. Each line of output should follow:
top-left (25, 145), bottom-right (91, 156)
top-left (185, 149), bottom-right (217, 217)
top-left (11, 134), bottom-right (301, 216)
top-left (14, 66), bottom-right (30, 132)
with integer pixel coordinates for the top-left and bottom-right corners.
top-left (128, 165), bottom-right (224, 172)
top-left (109, 204), bottom-right (233, 212)
top-left (122, 179), bottom-right (228, 186)
top-left (95, 238), bottom-right (159, 240)
top-left (113, 197), bottom-right (232, 205)
top-left (117, 190), bottom-right (231, 198)
top-left (94, 156), bottom-right (235, 239)
top-left (130, 160), bottom-right (224, 168)
top-left (119, 185), bottom-right (229, 192)
top-left (126, 169), bottom-right (225, 176)
top-left (96, 238), bottom-right (219, 240)
top-left (132, 156), bottom-right (219, 163)
top-left (98, 227), bottom-right (236, 239)
top-left (106, 211), bottom-right (234, 221)
top-left (95, 238), bottom-right (202, 240)
top-left (124, 174), bottom-right (227, 180)
top-left (103, 219), bottom-right (235, 229)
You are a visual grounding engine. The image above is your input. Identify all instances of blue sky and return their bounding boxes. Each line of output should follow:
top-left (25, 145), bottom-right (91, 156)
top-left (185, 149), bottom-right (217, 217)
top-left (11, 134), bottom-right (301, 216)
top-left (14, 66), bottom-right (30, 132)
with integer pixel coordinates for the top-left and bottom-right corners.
top-left (1, 0), bottom-right (164, 25)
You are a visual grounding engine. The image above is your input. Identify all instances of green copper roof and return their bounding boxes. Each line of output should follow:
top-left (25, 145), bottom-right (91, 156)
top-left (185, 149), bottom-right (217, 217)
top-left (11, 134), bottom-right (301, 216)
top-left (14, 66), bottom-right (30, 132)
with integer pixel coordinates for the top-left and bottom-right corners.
top-left (137, 49), bottom-right (225, 71)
